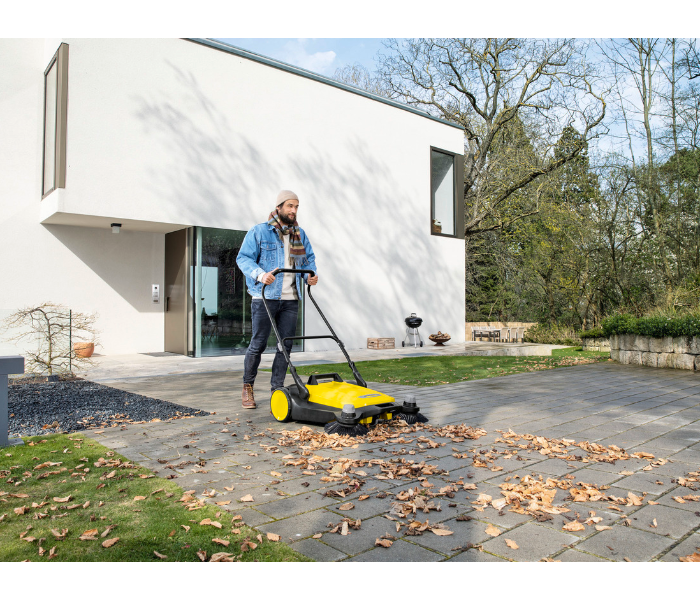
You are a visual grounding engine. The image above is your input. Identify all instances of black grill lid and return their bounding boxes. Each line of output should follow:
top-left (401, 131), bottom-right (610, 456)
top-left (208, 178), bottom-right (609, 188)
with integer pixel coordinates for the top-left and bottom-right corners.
top-left (405, 313), bottom-right (422, 328)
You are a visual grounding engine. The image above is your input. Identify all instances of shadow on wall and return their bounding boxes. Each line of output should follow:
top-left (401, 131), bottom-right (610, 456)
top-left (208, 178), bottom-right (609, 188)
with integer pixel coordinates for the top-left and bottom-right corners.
top-left (129, 61), bottom-right (460, 345)
top-left (44, 224), bottom-right (162, 314)
top-left (45, 61), bottom-right (461, 344)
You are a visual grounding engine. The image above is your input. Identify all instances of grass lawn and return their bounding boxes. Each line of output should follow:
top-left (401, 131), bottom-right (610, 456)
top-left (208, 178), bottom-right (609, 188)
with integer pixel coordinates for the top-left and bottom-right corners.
top-left (0, 433), bottom-right (310, 562)
top-left (291, 347), bottom-right (610, 387)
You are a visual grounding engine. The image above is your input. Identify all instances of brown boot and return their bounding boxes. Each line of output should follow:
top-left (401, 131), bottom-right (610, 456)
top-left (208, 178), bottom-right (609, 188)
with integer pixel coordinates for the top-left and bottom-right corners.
top-left (242, 383), bottom-right (256, 409)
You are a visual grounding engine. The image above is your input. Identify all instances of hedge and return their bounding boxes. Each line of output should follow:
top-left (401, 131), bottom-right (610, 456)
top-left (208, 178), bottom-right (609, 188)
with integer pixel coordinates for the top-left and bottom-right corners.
top-left (601, 313), bottom-right (700, 338)
top-left (578, 327), bottom-right (606, 339)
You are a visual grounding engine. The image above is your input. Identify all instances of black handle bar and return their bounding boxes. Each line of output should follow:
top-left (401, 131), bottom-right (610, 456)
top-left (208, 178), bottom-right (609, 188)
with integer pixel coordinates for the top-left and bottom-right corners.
top-left (259, 267), bottom-right (367, 400)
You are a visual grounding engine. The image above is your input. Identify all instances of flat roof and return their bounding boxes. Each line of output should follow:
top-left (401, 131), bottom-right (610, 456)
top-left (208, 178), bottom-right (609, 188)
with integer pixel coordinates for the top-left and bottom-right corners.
top-left (186, 38), bottom-right (464, 131)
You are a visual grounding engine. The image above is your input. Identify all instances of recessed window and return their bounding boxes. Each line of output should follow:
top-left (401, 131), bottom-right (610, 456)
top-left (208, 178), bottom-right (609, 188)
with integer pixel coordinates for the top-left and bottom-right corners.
top-left (430, 148), bottom-right (464, 239)
top-left (42, 43), bottom-right (68, 198)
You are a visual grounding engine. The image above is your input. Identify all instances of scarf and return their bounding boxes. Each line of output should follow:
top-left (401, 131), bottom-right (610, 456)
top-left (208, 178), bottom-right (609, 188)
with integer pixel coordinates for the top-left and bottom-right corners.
top-left (267, 209), bottom-right (306, 268)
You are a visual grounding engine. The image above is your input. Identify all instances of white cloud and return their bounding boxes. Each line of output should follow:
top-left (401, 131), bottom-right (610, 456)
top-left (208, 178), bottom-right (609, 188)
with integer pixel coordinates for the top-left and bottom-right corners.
top-left (278, 39), bottom-right (336, 75)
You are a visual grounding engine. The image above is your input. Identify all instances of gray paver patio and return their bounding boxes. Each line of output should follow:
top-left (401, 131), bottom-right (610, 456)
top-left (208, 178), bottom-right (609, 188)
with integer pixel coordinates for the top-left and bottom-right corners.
top-left (83, 361), bottom-right (700, 561)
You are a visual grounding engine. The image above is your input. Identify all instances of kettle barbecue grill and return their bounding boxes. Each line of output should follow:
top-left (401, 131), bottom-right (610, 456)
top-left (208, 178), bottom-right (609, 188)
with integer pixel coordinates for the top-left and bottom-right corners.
top-left (402, 313), bottom-right (424, 347)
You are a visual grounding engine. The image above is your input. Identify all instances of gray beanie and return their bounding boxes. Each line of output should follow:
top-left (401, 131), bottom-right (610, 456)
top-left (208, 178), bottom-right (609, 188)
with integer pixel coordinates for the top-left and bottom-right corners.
top-left (276, 190), bottom-right (299, 206)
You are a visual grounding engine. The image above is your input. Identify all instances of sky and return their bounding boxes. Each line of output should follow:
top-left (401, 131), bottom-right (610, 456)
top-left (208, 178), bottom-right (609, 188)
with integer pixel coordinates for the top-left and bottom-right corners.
top-left (216, 38), bottom-right (387, 77)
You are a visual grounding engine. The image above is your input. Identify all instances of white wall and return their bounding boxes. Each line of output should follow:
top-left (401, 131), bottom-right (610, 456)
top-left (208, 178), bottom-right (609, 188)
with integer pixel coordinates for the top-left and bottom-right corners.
top-left (2, 38), bottom-right (465, 355)
top-left (0, 39), bottom-right (165, 356)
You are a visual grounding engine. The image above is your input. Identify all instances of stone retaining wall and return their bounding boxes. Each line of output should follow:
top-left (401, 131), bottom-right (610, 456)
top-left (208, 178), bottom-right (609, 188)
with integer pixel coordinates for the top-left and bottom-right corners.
top-left (582, 338), bottom-right (611, 352)
top-left (610, 334), bottom-right (700, 371)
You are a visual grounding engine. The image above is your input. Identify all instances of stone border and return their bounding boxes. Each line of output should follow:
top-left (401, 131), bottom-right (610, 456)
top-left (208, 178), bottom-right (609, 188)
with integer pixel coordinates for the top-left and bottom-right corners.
top-left (610, 334), bottom-right (700, 371)
top-left (582, 338), bottom-right (610, 352)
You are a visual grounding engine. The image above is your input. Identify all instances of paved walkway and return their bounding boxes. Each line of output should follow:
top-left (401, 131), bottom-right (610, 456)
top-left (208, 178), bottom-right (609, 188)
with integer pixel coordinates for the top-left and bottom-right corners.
top-left (84, 363), bottom-right (700, 562)
top-left (84, 342), bottom-right (567, 383)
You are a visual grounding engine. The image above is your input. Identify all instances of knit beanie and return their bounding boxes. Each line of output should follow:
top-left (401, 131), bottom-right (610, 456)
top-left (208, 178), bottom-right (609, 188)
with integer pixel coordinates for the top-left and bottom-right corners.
top-left (276, 190), bottom-right (299, 206)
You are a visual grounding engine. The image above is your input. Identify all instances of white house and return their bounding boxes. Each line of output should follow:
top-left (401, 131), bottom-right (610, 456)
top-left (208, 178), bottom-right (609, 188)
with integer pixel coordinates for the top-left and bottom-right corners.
top-left (0, 38), bottom-right (465, 358)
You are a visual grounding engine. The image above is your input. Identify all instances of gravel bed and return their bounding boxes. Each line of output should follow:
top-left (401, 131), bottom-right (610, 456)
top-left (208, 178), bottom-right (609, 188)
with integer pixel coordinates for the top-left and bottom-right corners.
top-left (7, 380), bottom-right (209, 437)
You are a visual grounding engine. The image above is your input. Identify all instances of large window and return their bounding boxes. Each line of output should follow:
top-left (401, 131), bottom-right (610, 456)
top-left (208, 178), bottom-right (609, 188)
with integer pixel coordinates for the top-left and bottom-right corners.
top-left (191, 227), bottom-right (304, 357)
top-left (430, 148), bottom-right (464, 239)
top-left (42, 44), bottom-right (68, 198)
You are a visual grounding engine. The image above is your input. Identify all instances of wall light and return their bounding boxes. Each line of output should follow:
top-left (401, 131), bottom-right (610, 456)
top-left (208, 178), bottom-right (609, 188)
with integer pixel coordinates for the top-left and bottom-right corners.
top-left (111, 223), bottom-right (122, 234)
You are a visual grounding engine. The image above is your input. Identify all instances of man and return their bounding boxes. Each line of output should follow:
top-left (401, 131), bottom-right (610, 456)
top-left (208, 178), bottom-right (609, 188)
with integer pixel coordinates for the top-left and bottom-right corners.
top-left (235, 190), bottom-right (318, 409)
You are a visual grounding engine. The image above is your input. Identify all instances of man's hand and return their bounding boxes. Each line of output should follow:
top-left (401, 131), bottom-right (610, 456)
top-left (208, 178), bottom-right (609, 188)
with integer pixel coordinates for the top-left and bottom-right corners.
top-left (261, 272), bottom-right (276, 285)
top-left (308, 275), bottom-right (319, 286)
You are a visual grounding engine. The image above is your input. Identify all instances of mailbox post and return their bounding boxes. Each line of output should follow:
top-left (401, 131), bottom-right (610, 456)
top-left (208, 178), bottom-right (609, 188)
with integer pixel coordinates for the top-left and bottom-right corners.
top-left (1, 356), bottom-right (24, 447)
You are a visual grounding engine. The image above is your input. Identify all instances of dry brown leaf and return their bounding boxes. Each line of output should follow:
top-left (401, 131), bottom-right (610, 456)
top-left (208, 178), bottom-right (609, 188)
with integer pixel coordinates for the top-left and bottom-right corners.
top-left (485, 524), bottom-right (501, 537)
top-left (312, 533), bottom-right (323, 539)
top-left (181, 525), bottom-right (190, 532)
top-left (197, 549), bottom-right (207, 561)
top-left (505, 539), bottom-right (519, 550)
top-left (562, 521), bottom-right (585, 532)
top-left (53, 496), bottom-right (71, 503)
top-left (431, 528), bottom-right (454, 536)
top-left (595, 525), bottom-right (612, 531)
top-left (358, 495), bottom-right (370, 501)
top-left (48, 546), bottom-right (57, 560)
top-left (210, 552), bottom-right (235, 562)
top-left (491, 498), bottom-right (507, 511)
top-left (240, 494), bottom-right (254, 503)
top-left (679, 550), bottom-right (700, 562)
top-left (224, 486), bottom-right (234, 492)
top-left (101, 537), bottom-right (119, 548)
top-left (267, 533), bottom-right (281, 542)
top-left (270, 471), bottom-right (282, 477)
top-left (199, 518), bottom-right (222, 529)
top-left (375, 538), bottom-right (393, 548)
top-left (215, 500), bottom-right (231, 506)
top-left (213, 538), bottom-right (230, 547)
top-left (338, 502), bottom-right (355, 511)
top-left (154, 551), bottom-right (168, 560)
top-left (134, 496), bottom-right (146, 501)
top-left (651, 518), bottom-right (658, 528)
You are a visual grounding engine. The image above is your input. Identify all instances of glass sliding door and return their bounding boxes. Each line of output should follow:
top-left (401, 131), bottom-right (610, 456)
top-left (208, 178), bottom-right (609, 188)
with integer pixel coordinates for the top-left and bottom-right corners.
top-left (190, 226), bottom-right (304, 357)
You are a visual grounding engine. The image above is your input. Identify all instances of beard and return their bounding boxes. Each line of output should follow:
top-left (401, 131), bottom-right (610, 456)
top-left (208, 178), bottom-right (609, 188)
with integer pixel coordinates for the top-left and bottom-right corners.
top-left (279, 211), bottom-right (296, 225)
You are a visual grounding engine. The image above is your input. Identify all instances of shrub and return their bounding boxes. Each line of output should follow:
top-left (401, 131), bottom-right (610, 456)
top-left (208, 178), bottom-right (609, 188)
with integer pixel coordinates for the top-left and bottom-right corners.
top-left (578, 327), bottom-right (606, 339)
top-left (523, 324), bottom-right (582, 345)
top-left (602, 312), bottom-right (700, 338)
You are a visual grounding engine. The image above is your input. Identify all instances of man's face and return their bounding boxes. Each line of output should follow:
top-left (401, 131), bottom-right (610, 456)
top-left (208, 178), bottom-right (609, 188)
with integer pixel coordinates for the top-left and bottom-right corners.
top-left (278, 199), bottom-right (299, 225)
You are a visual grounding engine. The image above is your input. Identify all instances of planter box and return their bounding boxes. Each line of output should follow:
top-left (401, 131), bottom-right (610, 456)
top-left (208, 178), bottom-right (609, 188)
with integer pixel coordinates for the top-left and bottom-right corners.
top-left (613, 335), bottom-right (699, 372)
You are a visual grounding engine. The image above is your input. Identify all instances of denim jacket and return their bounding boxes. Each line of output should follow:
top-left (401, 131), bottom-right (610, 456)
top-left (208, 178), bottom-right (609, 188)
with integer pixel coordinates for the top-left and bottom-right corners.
top-left (236, 222), bottom-right (317, 299)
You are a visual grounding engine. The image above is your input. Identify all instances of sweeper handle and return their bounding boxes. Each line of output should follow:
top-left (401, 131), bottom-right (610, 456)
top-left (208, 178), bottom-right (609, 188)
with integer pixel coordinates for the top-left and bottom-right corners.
top-left (260, 268), bottom-right (368, 400)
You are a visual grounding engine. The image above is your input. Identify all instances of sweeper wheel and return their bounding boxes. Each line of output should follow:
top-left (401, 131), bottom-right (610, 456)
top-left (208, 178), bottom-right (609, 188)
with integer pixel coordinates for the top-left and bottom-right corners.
top-left (270, 388), bottom-right (293, 423)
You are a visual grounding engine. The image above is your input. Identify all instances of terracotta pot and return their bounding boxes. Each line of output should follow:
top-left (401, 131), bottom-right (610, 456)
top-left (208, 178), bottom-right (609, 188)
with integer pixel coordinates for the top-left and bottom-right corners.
top-left (73, 342), bottom-right (95, 358)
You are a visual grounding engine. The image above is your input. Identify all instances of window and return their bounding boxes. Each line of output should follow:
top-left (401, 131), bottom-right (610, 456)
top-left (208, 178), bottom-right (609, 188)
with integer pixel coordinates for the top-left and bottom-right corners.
top-left (42, 43), bottom-right (68, 198)
top-left (430, 147), bottom-right (464, 239)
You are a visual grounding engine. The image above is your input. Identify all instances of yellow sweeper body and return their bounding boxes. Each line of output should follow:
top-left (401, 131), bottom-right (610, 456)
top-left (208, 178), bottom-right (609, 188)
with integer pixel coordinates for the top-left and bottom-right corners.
top-left (270, 381), bottom-right (395, 424)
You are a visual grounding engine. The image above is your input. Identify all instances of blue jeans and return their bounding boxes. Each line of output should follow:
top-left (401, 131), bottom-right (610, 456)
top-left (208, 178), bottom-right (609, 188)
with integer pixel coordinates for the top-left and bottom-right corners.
top-left (244, 299), bottom-right (299, 391)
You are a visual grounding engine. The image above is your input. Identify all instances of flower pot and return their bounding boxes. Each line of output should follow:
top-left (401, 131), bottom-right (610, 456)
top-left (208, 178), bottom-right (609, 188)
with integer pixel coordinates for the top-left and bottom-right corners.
top-left (73, 342), bottom-right (94, 358)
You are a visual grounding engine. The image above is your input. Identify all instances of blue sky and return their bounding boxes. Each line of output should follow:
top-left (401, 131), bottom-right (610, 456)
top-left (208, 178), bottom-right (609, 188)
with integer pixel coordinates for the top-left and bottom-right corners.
top-left (215, 38), bottom-right (388, 77)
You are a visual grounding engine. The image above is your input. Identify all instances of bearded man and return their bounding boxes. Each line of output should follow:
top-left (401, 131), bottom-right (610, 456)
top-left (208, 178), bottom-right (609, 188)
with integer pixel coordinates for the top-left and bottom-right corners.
top-left (235, 190), bottom-right (318, 409)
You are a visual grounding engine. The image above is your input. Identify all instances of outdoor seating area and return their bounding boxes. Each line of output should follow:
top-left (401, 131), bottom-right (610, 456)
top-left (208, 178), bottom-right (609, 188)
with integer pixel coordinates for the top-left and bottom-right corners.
top-left (471, 326), bottom-right (525, 343)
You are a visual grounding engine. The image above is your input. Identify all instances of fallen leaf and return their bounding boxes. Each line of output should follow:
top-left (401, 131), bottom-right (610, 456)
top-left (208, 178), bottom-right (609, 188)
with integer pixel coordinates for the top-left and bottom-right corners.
top-left (312, 533), bottom-right (323, 539)
top-left (210, 552), bottom-right (235, 562)
top-left (375, 538), bottom-right (393, 548)
top-left (134, 496), bottom-right (146, 501)
top-left (48, 546), bottom-right (57, 560)
top-left (358, 495), bottom-right (370, 501)
top-left (240, 495), bottom-right (254, 503)
top-left (431, 528), bottom-right (454, 536)
top-left (213, 538), bottom-right (230, 547)
top-left (181, 525), bottom-right (190, 532)
top-left (53, 496), bottom-right (71, 503)
top-left (199, 519), bottom-right (222, 529)
top-left (197, 549), bottom-right (207, 561)
top-left (651, 518), bottom-right (658, 528)
top-left (338, 502), bottom-right (355, 511)
top-left (270, 471), bottom-right (282, 477)
top-left (154, 551), bottom-right (168, 559)
top-left (679, 550), bottom-right (700, 562)
top-left (485, 524), bottom-right (501, 537)
top-left (267, 533), bottom-right (281, 542)
top-left (224, 486), bottom-right (234, 492)
top-left (341, 521), bottom-right (349, 536)
top-left (215, 501), bottom-right (231, 506)
top-left (595, 525), bottom-right (612, 531)
top-left (102, 537), bottom-right (119, 548)
top-left (562, 521), bottom-right (585, 532)
top-left (505, 539), bottom-right (519, 550)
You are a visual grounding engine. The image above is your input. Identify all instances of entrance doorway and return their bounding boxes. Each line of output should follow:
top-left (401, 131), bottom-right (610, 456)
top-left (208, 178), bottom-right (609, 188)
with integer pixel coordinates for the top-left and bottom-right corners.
top-left (164, 228), bottom-right (189, 354)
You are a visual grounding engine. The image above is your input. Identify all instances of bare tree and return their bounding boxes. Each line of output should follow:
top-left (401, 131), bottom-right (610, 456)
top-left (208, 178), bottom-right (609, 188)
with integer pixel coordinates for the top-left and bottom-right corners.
top-left (1, 303), bottom-right (100, 376)
top-left (333, 63), bottom-right (389, 97)
top-left (376, 38), bottom-right (607, 236)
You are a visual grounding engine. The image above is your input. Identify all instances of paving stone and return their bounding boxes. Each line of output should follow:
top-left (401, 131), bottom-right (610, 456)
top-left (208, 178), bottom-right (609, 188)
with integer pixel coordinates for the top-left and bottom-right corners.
top-left (344, 539), bottom-right (444, 562)
top-left (556, 549), bottom-right (611, 562)
top-left (528, 459), bottom-right (580, 476)
top-left (325, 495), bottom-right (391, 520)
top-left (322, 515), bottom-right (407, 556)
top-left (255, 492), bottom-right (336, 519)
top-left (626, 503), bottom-right (700, 539)
top-left (655, 488), bottom-right (700, 512)
top-left (408, 517), bottom-right (493, 555)
top-left (668, 448), bottom-right (700, 465)
top-left (575, 524), bottom-right (675, 561)
top-left (445, 549), bottom-right (509, 562)
top-left (568, 467), bottom-right (624, 487)
top-left (587, 457), bottom-right (651, 473)
top-left (657, 532), bottom-right (700, 562)
top-left (256, 508), bottom-right (340, 542)
top-left (542, 508), bottom-right (624, 538)
top-left (480, 522), bottom-right (578, 562)
top-left (222, 506), bottom-right (272, 528)
top-left (290, 538), bottom-right (348, 562)
top-left (614, 472), bottom-right (678, 495)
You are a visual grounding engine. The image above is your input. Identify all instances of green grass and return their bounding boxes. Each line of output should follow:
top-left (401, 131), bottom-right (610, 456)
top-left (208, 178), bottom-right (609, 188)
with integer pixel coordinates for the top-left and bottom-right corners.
top-left (288, 347), bottom-right (610, 387)
top-left (0, 433), bottom-right (310, 562)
